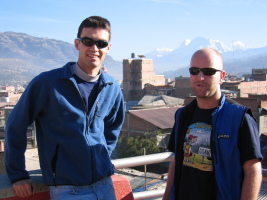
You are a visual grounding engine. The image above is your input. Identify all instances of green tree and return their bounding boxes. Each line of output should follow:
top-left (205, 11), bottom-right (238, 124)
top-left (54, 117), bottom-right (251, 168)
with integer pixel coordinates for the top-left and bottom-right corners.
top-left (116, 130), bottom-right (162, 159)
top-left (115, 130), bottom-right (169, 173)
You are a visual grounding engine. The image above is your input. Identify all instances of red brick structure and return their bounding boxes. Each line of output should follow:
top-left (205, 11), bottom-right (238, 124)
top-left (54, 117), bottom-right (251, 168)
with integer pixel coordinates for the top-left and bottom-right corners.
top-left (112, 175), bottom-right (134, 200)
top-left (123, 59), bottom-right (165, 101)
top-left (239, 81), bottom-right (267, 97)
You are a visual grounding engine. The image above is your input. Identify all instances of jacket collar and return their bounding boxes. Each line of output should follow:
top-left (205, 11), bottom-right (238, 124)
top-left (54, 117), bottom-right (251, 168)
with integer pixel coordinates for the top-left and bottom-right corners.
top-left (61, 62), bottom-right (115, 93)
top-left (61, 62), bottom-right (113, 83)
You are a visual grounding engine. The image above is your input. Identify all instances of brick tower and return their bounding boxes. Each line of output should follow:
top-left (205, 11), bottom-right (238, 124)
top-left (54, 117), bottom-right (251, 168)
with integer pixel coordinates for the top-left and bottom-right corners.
top-left (123, 58), bottom-right (165, 101)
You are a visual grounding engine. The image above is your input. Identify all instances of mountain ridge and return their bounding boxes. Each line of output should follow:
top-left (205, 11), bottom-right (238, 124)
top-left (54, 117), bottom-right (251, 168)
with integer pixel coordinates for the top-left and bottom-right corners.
top-left (0, 32), bottom-right (267, 84)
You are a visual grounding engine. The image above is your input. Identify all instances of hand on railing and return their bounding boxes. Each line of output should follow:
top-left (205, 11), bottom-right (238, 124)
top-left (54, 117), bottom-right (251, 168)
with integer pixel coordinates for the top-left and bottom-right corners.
top-left (12, 179), bottom-right (36, 198)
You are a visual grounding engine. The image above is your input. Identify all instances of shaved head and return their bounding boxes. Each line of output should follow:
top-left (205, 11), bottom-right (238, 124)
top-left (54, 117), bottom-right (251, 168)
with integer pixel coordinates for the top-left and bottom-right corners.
top-left (190, 48), bottom-right (223, 70)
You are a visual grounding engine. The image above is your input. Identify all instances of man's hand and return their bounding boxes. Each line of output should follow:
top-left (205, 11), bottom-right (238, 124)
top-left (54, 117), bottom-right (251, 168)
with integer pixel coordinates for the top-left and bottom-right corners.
top-left (12, 179), bottom-right (36, 198)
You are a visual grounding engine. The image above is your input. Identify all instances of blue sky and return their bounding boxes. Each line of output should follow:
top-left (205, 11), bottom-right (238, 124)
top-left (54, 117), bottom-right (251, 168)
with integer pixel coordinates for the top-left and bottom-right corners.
top-left (0, 0), bottom-right (266, 61)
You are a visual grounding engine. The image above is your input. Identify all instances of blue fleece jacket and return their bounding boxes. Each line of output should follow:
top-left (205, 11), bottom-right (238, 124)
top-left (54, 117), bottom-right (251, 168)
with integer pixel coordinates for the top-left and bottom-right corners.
top-left (5, 62), bottom-right (125, 186)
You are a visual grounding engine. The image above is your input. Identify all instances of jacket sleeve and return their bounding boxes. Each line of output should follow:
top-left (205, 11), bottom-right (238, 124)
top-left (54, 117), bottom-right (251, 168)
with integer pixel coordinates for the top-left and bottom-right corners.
top-left (4, 75), bottom-right (46, 183)
top-left (103, 89), bottom-right (125, 155)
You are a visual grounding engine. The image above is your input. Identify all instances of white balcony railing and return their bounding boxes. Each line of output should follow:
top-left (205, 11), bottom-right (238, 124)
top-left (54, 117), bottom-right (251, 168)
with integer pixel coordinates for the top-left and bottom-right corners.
top-left (113, 152), bottom-right (173, 199)
top-left (112, 152), bottom-right (267, 200)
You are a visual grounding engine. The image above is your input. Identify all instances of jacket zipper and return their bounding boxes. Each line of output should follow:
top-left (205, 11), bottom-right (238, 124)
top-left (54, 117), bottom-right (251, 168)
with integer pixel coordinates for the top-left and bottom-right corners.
top-left (89, 82), bottom-right (112, 182)
top-left (87, 82), bottom-right (113, 127)
top-left (69, 79), bottom-right (91, 144)
top-left (211, 110), bottom-right (219, 165)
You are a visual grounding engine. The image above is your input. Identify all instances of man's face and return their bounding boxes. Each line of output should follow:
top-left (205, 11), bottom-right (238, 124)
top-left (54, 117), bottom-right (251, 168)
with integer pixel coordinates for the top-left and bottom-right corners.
top-left (190, 53), bottom-right (225, 99)
top-left (74, 27), bottom-right (111, 75)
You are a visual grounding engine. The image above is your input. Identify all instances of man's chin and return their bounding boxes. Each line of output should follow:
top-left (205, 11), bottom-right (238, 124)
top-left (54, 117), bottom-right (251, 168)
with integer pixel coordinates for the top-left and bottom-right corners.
top-left (85, 61), bottom-right (101, 69)
top-left (194, 92), bottom-right (210, 99)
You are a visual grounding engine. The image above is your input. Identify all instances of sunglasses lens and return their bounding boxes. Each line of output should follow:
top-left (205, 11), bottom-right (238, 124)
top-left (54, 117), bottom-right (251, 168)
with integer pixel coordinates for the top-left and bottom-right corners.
top-left (97, 41), bottom-right (108, 48)
top-left (81, 38), bottom-right (95, 47)
top-left (189, 67), bottom-right (200, 75)
top-left (202, 68), bottom-right (216, 76)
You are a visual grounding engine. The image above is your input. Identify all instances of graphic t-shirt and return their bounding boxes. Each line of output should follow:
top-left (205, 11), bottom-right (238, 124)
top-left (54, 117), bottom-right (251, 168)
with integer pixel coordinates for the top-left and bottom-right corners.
top-left (178, 106), bottom-right (216, 200)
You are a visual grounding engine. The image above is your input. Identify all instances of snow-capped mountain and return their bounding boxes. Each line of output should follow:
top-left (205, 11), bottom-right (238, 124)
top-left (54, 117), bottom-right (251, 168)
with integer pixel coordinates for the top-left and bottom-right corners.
top-left (145, 37), bottom-right (252, 74)
top-left (177, 37), bottom-right (231, 53)
top-left (231, 41), bottom-right (248, 51)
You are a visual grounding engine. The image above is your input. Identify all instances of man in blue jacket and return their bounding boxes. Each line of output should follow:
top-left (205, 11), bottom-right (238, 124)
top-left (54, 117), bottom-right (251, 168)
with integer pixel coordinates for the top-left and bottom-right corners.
top-left (163, 48), bottom-right (262, 200)
top-left (5, 16), bottom-right (125, 199)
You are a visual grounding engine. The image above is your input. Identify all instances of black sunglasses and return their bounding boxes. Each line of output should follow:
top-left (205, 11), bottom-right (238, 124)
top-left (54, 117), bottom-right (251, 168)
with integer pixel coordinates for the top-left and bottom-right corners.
top-left (189, 67), bottom-right (222, 76)
top-left (76, 37), bottom-right (109, 49)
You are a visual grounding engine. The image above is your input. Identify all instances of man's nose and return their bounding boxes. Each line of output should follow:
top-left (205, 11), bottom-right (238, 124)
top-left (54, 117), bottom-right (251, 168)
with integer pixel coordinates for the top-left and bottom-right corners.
top-left (197, 71), bottom-right (205, 80)
top-left (90, 43), bottom-right (99, 51)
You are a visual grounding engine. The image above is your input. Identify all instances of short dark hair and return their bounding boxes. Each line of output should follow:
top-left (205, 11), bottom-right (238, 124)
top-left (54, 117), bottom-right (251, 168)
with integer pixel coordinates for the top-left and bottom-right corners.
top-left (77, 16), bottom-right (111, 41)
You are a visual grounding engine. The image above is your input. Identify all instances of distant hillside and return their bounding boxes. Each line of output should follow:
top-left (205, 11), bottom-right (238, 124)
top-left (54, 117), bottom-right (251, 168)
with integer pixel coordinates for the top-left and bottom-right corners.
top-left (0, 32), bottom-right (122, 85)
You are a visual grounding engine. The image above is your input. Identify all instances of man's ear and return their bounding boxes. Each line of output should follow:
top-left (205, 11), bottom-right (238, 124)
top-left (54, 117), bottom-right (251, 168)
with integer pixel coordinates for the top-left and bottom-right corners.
top-left (106, 43), bottom-right (112, 54)
top-left (74, 39), bottom-right (80, 50)
top-left (219, 71), bottom-right (227, 84)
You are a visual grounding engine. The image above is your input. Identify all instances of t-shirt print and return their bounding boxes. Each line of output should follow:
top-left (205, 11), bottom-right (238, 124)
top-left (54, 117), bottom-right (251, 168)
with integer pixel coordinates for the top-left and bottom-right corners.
top-left (183, 122), bottom-right (213, 171)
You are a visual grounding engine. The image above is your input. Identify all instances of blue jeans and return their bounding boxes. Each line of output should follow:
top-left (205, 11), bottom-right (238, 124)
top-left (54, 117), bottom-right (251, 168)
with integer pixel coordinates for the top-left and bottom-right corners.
top-left (49, 177), bottom-right (116, 200)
